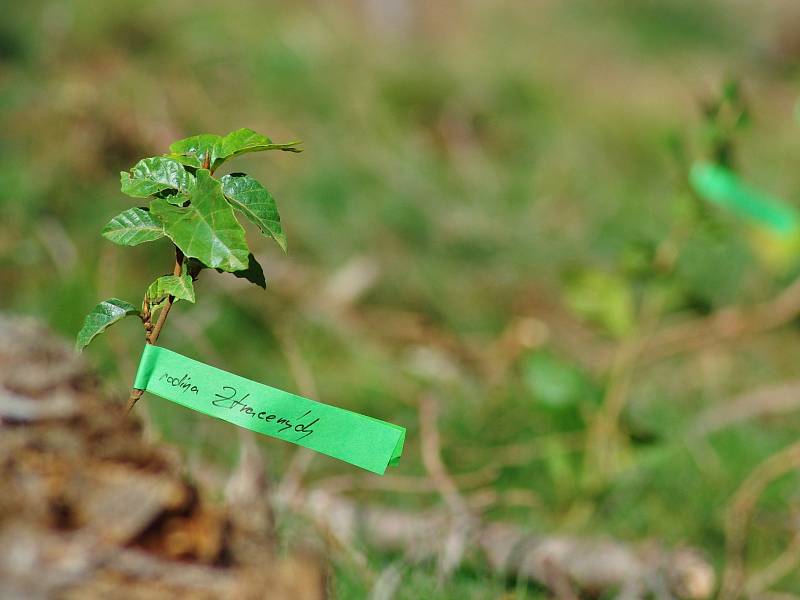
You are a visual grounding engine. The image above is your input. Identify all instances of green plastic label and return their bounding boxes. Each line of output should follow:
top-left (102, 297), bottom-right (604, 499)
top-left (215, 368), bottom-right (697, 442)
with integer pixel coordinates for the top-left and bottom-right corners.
top-left (134, 345), bottom-right (405, 474)
top-left (690, 162), bottom-right (799, 235)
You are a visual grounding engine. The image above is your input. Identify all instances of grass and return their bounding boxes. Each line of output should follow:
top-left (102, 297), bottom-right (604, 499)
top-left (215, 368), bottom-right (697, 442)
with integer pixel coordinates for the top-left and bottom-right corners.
top-left (3, 1), bottom-right (800, 596)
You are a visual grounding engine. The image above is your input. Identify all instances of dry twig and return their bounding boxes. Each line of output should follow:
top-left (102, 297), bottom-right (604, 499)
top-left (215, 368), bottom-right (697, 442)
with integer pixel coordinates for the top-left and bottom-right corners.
top-left (641, 277), bottom-right (800, 366)
top-left (419, 394), bottom-right (475, 581)
top-left (720, 440), bottom-right (800, 600)
top-left (692, 379), bottom-right (800, 436)
top-left (297, 489), bottom-right (715, 598)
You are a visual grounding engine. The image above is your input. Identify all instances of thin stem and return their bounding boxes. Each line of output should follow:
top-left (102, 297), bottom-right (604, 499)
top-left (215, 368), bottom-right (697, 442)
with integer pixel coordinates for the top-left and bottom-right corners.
top-left (126, 245), bottom-right (185, 413)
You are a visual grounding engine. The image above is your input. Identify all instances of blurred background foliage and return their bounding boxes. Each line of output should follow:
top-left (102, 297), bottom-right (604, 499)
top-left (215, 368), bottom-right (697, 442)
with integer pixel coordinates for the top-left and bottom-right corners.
top-left (4, 0), bottom-right (800, 596)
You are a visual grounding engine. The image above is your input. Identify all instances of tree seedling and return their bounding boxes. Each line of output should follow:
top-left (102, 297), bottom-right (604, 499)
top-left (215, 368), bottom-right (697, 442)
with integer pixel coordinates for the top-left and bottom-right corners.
top-left (75, 128), bottom-right (301, 411)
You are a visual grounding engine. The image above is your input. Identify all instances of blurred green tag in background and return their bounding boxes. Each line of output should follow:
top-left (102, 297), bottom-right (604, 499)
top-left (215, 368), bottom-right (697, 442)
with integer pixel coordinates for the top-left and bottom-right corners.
top-left (690, 162), bottom-right (799, 235)
top-left (134, 345), bottom-right (405, 474)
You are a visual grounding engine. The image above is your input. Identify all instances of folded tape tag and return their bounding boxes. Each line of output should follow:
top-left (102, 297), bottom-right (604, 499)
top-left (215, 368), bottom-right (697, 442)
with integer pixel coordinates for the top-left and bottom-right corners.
top-left (690, 162), bottom-right (800, 235)
top-left (134, 345), bottom-right (404, 474)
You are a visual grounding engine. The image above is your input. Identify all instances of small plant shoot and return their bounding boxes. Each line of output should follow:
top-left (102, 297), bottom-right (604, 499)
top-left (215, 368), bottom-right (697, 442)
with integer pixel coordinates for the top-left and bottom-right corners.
top-left (76, 128), bottom-right (301, 410)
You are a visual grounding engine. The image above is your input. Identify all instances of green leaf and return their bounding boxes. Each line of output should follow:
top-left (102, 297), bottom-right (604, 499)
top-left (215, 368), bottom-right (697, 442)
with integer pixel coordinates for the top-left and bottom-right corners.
top-left (75, 298), bottom-right (139, 351)
top-left (217, 128), bottom-right (302, 165)
top-left (101, 207), bottom-right (164, 246)
top-left (147, 273), bottom-right (195, 304)
top-left (121, 157), bottom-right (195, 198)
top-left (523, 351), bottom-right (598, 409)
top-left (221, 173), bottom-right (287, 251)
top-left (167, 134), bottom-right (224, 169)
top-left (165, 154), bottom-right (205, 169)
top-left (167, 129), bottom-right (301, 171)
top-left (185, 254), bottom-right (265, 289)
top-left (564, 270), bottom-right (634, 338)
top-left (218, 253), bottom-right (266, 289)
top-left (150, 169), bottom-right (250, 272)
top-left (219, 128), bottom-right (271, 156)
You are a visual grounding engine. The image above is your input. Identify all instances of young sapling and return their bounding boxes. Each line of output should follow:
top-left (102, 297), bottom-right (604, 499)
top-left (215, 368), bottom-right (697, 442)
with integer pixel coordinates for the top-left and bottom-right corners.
top-left (75, 128), bottom-right (301, 411)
